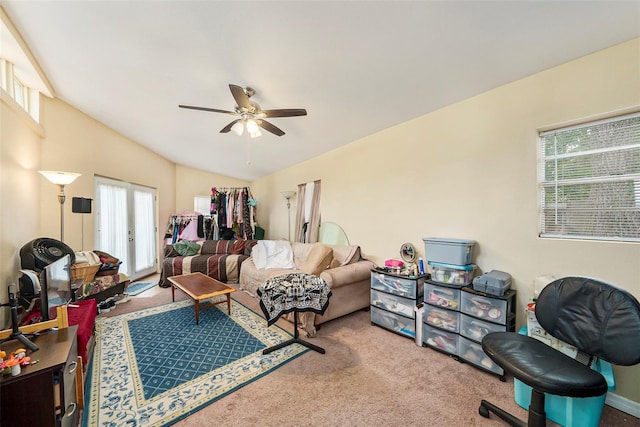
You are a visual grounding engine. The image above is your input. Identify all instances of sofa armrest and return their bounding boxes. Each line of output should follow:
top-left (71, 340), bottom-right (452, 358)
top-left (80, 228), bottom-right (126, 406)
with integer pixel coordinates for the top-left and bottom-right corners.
top-left (320, 260), bottom-right (376, 290)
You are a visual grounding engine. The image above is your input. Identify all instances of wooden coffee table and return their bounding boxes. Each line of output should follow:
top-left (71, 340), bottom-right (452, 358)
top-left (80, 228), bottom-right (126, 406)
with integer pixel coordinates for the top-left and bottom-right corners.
top-left (168, 272), bottom-right (236, 325)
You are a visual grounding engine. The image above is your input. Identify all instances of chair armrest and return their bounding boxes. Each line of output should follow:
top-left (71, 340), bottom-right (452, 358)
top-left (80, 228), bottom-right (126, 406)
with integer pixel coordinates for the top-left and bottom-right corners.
top-left (320, 260), bottom-right (376, 289)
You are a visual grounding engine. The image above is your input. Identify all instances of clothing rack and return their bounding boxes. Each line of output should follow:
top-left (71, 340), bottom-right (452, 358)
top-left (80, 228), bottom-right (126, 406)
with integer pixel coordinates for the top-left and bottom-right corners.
top-left (214, 186), bottom-right (248, 192)
top-left (165, 213), bottom-right (212, 243)
top-left (211, 186), bottom-right (256, 240)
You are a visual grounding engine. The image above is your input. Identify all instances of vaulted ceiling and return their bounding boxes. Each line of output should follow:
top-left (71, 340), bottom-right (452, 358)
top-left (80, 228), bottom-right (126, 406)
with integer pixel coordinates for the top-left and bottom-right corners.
top-left (3, 1), bottom-right (639, 180)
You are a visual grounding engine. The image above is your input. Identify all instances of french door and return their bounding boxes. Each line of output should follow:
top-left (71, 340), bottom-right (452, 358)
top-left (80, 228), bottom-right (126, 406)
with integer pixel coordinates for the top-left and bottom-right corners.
top-left (94, 177), bottom-right (157, 281)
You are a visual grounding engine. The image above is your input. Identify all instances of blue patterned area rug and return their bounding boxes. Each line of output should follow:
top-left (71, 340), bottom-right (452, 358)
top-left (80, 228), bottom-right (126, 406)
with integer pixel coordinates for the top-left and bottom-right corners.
top-left (83, 298), bottom-right (308, 426)
top-left (126, 281), bottom-right (157, 296)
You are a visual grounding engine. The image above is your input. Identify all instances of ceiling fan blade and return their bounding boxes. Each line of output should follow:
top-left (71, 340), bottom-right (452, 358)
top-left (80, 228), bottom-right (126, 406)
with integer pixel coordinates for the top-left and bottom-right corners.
top-left (220, 119), bottom-right (241, 133)
top-left (229, 84), bottom-right (252, 110)
top-left (178, 105), bottom-right (236, 115)
top-left (262, 108), bottom-right (307, 118)
top-left (257, 119), bottom-right (285, 136)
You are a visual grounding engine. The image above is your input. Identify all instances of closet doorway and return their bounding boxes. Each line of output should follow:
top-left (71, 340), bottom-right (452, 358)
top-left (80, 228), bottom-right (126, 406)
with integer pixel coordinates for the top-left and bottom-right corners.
top-left (94, 176), bottom-right (157, 281)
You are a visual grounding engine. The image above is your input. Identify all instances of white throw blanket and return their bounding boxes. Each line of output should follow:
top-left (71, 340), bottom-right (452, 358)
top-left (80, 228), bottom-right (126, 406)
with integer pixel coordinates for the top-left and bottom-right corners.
top-left (252, 240), bottom-right (296, 269)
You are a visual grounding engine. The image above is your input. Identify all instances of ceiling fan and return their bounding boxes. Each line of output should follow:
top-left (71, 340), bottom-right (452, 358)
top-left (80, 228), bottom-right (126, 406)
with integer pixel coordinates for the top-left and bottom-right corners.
top-left (179, 84), bottom-right (307, 137)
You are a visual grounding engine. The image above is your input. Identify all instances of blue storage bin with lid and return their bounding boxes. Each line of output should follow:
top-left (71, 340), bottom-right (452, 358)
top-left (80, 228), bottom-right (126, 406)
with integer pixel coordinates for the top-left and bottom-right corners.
top-left (423, 238), bottom-right (476, 265)
top-left (514, 326), bottom-right (615, 427)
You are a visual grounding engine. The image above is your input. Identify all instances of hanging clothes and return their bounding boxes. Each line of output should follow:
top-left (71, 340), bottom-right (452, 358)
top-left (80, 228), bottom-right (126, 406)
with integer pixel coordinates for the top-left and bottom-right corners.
top-left (208, 186), bottom-right (256, 240)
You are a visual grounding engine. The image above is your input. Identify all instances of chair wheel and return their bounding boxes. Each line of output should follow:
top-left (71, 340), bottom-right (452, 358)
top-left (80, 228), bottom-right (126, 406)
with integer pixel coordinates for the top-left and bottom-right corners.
top-left (479, 404), bottom-right (490, 418)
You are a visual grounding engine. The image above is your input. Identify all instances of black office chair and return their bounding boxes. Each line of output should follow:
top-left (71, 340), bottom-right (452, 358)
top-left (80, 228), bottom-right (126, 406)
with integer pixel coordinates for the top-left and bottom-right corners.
top-left (479, 276), bottom-right (640, 427)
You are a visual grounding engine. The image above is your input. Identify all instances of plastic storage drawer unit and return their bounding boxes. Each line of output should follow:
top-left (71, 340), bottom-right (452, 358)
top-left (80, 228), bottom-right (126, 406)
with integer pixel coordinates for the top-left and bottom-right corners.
top-left (460, 289), bottom-right (513, 325)
top-left (459, 336), bottom-right (503, 376)
top-left (423, 324), bottom-right (459, 355)
top-left (459, 314), bottom-right (506, 342)
top-left (514, 327), bottom-right (615, 427)
top-left (428, 261), bottom-right (477, 286)
top-left (423, 304), bottom-right (460, 333)
top-left (423, 238), bottom-right (476, 265)
top-left (371, 306), bottom-right (415, 338)
top-left (424, 282), bottom-right (462, 310)
top-left (370, 271), bottom-right (424, 299)
top-left (371, 289), bottom-right (415, 318)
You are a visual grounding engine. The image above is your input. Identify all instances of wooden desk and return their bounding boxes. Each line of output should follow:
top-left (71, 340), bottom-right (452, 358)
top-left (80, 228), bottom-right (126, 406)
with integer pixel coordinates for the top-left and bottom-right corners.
top-left (1, 326), bottom-right (79, 427)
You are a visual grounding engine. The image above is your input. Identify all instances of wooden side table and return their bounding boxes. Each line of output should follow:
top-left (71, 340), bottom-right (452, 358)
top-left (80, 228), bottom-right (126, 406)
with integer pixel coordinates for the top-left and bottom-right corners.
top-left (168, 272), bottom-right (236, 324)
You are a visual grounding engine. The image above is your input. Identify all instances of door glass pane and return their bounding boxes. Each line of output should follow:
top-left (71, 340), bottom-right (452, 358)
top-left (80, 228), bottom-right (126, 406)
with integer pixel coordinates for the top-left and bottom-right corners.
top-left (134, 188), bottom-right (156, 271)
top-left (96, 182), bottom-right (129, 274)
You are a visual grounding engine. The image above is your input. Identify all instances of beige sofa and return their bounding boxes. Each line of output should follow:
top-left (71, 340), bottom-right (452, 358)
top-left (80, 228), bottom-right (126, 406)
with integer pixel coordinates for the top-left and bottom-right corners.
top-left (239, 241), bottom-right (375, 336)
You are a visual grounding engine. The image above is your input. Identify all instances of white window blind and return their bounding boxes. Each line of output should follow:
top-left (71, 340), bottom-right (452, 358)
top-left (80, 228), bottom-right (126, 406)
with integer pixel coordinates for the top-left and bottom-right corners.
top-left (538, 112), bottom-right (640, 242)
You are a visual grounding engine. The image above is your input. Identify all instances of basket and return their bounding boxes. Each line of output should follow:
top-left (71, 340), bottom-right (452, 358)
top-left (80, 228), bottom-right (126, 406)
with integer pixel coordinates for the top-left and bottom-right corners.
top-left (70, 263), bottom-right (100, 284)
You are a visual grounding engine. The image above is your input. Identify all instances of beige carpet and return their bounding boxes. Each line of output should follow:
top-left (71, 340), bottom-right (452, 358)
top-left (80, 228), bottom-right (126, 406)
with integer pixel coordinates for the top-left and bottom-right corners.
top-left (95, 274), bottom-right (639, 427)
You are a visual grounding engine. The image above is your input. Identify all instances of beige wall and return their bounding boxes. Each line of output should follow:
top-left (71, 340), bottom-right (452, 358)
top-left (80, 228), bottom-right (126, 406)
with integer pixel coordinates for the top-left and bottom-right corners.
top-left (37, 97), bottom-right (177, 260)
top-left (0, 93), bottom-right (43, 317)
top-left (174, 164), bottom-right (249, 215)
top-left (251, 39), bottom-right (640, 402)
top-left (0, 93), bottom-right (179, 325)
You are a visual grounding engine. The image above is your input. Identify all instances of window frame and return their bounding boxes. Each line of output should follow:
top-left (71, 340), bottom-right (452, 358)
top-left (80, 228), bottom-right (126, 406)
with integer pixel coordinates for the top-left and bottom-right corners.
top-left (537, 112), bottom-right (640, 243)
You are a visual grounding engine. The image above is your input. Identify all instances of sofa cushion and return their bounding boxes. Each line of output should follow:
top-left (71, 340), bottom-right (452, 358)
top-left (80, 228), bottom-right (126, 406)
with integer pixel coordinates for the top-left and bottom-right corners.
top-left (299, 243), bottom-right (333, 276)
top-left (291, 242), bottom-right (314, 267)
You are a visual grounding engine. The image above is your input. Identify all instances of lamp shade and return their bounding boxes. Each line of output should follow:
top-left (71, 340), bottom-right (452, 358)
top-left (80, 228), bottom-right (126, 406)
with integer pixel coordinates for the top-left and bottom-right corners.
top-left (231, 120), bottom-right (244, 136)
top-left (246, 119), bottom-right (259, 134)
top-left (281, 190), bottom-right (296, 200)
top-left (38, 170), bottom-right (81, 185)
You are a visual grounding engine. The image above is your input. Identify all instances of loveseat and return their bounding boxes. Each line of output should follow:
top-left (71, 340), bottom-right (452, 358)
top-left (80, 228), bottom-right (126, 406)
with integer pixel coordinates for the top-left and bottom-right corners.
top-left (159, 239), bottom-right (256, 288)
top-left (239, 241), bottom-right (375, 336)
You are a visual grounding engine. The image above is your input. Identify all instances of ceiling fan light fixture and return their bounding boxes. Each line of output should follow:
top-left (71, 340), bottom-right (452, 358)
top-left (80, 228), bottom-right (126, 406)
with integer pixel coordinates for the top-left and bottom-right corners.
top-left (179, 83), bottom-right (306, 137)
top-left (245, 118), bottom-right (259, 134)
top-left (231, 120), bottom-right (244, 136)
top-left (249, 127), bottom-right (262, 138)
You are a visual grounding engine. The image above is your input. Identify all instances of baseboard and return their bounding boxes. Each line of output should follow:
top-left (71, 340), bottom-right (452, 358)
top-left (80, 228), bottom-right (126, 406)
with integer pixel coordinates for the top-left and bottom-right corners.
top-left (606, 392), bottom-right (640, 419)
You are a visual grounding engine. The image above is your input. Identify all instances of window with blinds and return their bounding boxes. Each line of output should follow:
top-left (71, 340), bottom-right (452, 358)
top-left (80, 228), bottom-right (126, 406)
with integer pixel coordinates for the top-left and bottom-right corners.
top-left (538, 112), bottom-right (640, 242)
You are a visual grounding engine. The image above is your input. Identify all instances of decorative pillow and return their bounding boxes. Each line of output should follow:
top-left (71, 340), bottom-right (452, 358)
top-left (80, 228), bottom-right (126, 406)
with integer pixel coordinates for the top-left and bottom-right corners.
top-left (174, 240), bottom-right (201, 256)
top-left (94, 250), bottom-right (119, 265)
top-left (231, 238), bottom-right (248, 255)
top-left (300, 243), bottom-right (333, 276)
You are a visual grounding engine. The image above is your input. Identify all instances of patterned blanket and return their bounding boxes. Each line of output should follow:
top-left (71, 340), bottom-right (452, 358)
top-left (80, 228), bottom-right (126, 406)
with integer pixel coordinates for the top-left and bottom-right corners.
top-left (159, 239), bottom-right (256, 287)
top-left (159, 253), bottom-right (248, 287)
top-left (257, 273), bottom-right (332, 326)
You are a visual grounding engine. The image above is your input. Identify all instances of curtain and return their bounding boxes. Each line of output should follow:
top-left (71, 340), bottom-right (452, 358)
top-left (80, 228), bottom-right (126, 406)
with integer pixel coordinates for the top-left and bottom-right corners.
top-left (307, 180), bottom-right (321, 243)
top-left (294, 180), bottom-right (321, 243)
top-left (96, 183), bottom-right (129, 273)
top-left (294, 184), bottom-right (306, 242)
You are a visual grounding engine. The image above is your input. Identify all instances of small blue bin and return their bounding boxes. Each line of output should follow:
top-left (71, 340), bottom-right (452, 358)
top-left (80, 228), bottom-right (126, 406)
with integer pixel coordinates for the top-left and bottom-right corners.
top-left (514, 326), bottom-right (615, 427)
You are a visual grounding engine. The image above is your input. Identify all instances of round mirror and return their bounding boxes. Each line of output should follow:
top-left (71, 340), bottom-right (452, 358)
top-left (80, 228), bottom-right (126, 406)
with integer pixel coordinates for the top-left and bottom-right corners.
top-left (400, 242), bottom-right (417, 263)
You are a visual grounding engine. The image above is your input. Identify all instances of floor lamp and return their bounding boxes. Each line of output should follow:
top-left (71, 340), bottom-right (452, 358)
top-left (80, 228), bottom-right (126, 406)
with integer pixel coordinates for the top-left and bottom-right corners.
top-left (281, 190), bottom-right (296, 241)
top-left (39, 170), bottom-right (81, 243)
